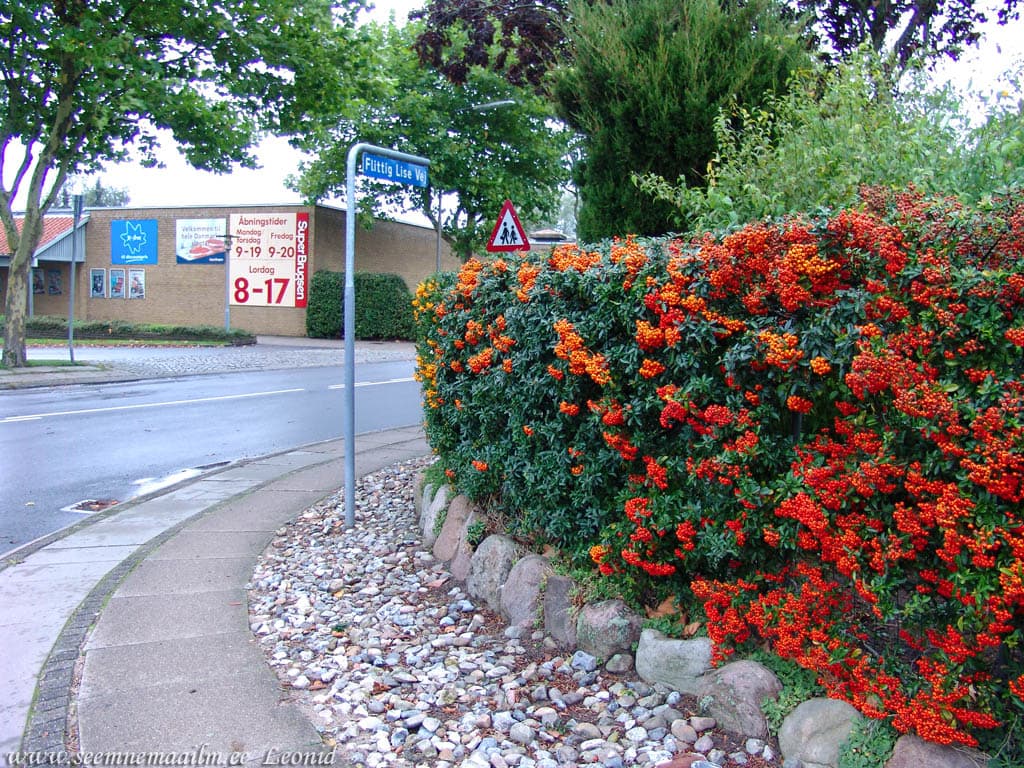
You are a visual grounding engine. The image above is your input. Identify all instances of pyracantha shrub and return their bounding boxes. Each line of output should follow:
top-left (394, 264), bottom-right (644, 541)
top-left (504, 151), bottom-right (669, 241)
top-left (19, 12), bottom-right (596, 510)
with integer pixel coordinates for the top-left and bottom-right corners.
top-left (414, 186), bottom-right (1024, 754)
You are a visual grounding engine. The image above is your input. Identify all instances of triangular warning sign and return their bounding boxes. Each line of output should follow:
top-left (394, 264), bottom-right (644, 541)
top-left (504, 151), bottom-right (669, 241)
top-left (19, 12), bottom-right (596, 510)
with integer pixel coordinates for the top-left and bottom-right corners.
top-left (486, 200), bottom-right (531, 252)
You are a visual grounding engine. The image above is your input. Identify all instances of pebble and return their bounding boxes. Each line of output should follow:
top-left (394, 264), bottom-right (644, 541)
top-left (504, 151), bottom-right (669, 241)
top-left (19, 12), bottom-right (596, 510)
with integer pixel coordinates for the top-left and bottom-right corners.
top-left (246, 457), bottom-right (782, 768)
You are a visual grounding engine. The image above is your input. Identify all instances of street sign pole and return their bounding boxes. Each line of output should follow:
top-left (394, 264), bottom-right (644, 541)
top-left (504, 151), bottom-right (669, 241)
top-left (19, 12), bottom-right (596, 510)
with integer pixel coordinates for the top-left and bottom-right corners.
top-left (343, 143), bottom-right (430, 528)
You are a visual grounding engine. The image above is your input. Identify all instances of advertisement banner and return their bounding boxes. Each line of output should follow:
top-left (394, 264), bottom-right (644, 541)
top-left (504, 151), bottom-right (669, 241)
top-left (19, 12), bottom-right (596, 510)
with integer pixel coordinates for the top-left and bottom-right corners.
top-left (110, 269), bottom-right (126, 299)
top-left (176, 218), bottom-right (228, 264)
top-left (111, 219), bottom-right (159, 265)
top-left (128, 269), bottom-right (146, 299)
top-left (228, 212), bottom-right (309, 308)
top-left (90, 268), bottom-right (106, 298)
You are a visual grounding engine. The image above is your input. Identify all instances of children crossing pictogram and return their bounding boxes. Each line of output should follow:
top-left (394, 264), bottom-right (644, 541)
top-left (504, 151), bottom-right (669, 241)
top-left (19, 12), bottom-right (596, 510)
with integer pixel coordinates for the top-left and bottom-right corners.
top-left (486, 200), bottom-right (531, 252)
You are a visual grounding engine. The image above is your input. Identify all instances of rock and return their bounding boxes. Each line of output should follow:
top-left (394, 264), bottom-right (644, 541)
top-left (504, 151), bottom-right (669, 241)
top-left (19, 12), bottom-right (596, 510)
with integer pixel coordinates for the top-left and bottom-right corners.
top-left (571, 650), bottom-right (599, 672)
top-left (689, 716), bottom-right (716, 733)
top-left (745, 738), bottom-right (766, 755)
top-left (499, 554), bottom-right (553, 628)
top-left (778, 698), bottom-right (862, 768)
top-left (509, 722), bottom-right (536, 746)
top-left (413, 471), bottom-right (430, 520)
top-left (693, 734), bottom-right (715, 753)
top-left (696, 660), bottom-right (782, 739)
top-left (420, 482), bottom-right (449, 547)
top-left (653, 757), bottom-right (708, 768)
top-left (449, 507), bottom-right (483, 581)
top-left (433, 494), bottom-right (475, 563)
top-left (886, 734), bottom-right (989, 768)
top-left (542, 574), bottom-right (577, 648)
top-left (635, 629), bottom-right (713, 695)
top-left (466, 534), bottom-right (521, 612)
top-left (670, 720), bottom-right (698, 743)
top-left (605, 653), bottom-right (634, 674)
top-left (576, 599), bottom-right (643, 660)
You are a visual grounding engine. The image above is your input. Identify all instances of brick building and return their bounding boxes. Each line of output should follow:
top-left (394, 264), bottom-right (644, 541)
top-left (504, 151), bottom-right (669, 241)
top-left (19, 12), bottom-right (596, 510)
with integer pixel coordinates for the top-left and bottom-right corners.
top-left (1, 203), bottom-right (458, 337)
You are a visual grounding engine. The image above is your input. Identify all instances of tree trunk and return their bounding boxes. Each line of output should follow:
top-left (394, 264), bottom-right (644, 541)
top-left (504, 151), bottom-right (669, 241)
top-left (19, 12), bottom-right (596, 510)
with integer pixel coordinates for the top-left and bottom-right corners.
top-left (2, 258), bottom-right (29, 367)
top-left (2, 208), bottom-right (44, 368)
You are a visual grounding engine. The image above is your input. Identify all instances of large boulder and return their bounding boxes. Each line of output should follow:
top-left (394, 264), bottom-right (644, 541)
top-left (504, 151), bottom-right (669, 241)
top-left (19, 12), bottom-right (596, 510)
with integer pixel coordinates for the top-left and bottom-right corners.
top-left (779, 698), bottom-right (862, 768)
top-left (500, 554), bottom-right (554, 628)
top-left (575, 599), bottom-right (643, 660)
top-left (420, 482), bottom-right (449, 548)
top-left (696, 659), bottom-right (781, 739)
top-left (433, 494), bottom-right (475, 564)
top-left (413, 471), bottom-right (429, 515)
top-left (543, 574), bottom-right (578, 647)
top-left (886, 734), bottom-right (988, 768)
top-left (467, 534), bottom-right (521, 612)
top-left (635, 629), bottom-right (713, 695)
top-left (448, 507), bottom-right (482, 581)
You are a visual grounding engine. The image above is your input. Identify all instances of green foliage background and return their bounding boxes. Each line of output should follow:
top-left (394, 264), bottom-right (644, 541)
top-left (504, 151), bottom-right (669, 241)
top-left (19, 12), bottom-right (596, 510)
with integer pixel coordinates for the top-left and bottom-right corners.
top-left (635, 50), bottom-right (1024, 232)
top-left (551, 0), bottom-right (811, 240)
top-left (306, 271), bottom-right (415, 340)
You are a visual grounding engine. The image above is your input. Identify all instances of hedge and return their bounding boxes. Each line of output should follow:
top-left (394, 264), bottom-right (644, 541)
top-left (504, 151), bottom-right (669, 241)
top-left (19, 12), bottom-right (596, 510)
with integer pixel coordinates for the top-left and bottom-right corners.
top-left (1, 315), bottom-right (254, 344)
top-left (414, 186), bottom-right (1024, 758)
top-left (306, 271), bottom-right (415, 340)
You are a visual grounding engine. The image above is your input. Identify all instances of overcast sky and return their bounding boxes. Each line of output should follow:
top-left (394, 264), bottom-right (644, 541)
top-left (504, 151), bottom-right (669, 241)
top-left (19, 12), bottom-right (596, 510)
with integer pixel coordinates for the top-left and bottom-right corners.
top-left (45, 3), bottom-right (1024, 212)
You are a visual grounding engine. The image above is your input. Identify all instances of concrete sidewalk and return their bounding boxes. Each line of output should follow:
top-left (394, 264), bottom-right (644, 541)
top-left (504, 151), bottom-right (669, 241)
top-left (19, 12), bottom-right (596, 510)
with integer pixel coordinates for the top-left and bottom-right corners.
top-left (1, 427), bottom-right (429, 766)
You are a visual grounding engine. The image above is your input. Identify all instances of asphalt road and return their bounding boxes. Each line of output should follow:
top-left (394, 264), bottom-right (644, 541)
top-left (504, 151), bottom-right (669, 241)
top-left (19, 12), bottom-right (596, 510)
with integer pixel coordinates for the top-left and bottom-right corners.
top-left (0, 360), bottom-right (421, 555)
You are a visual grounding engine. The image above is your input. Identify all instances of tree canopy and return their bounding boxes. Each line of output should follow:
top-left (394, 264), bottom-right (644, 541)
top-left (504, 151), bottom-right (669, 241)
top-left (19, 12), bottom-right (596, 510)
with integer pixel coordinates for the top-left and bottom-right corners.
top-left (411, 0), bottom-right (1021, 87)
top-left (1, 0), bottom-right (373, 366)
top-left (293, 22), bottom-right (571, 260)
top-left (411, 0), bottom-right (569, 89)
top-left (797, 0), bottom-right (1020, 70)
top-left (552, 0), bottom-right (811, 240)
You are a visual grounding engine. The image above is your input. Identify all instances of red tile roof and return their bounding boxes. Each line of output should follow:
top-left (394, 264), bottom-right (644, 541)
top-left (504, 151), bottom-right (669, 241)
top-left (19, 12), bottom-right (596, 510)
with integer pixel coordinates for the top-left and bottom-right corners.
top-left (0, 215), bottom-right (75, 256)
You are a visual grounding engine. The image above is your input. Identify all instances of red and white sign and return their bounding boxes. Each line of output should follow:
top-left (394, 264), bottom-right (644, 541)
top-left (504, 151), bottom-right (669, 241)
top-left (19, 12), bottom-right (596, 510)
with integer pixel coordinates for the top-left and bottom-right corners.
top-left (229, 212), bottom-right (310, 307)
top-left (486, 200), bottom-right (530, 252)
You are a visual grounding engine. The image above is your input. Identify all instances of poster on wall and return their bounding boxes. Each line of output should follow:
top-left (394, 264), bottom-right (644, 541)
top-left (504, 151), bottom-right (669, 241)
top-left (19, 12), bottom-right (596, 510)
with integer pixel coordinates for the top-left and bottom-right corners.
top-left (47, 269), bottom-right (62, 295)
top-left (110, 268), bottom-right (126, 299)
top-left (111, 219), bottom-right (159, 265)
top-left (90, 269), bottom-right (106, 298)
top-left (176, 218), bottom-right (228, 264)
top-left (32, 269), bottom-right (45, 294)
top-left (228, 212), bottom-right (309, 308)
top-left (128, 269), bottom-right (146, 299)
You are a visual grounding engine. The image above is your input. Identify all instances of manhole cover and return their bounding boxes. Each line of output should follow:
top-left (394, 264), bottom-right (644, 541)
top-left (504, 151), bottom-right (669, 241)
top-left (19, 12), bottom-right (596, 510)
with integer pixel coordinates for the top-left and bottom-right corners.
top-left (62, 499), bottom-right (120, 514)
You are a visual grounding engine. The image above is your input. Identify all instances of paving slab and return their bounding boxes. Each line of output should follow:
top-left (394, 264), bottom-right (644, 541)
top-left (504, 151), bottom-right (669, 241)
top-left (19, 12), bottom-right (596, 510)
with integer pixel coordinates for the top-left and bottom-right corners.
top-left (77, 669), bottom-right (325, 760)
top-left (13, 544), bottom-right (139, 567)
top-left (84, 589), bottom-right (249, 649)
top-left (113, 556), bottom-right (256, 596)
top-left (76, 632), bottom-right (268, 697)
top-left (144, 529), bottom-right (276, 560)
top-left (185, 489), bottom-right (330, 532)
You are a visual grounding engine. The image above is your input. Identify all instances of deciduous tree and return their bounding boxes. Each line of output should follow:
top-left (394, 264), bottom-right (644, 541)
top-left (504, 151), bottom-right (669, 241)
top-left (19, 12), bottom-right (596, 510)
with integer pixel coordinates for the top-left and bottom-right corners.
top-left (1, 0), bottom-right (372, 366)
top-left (798, 0), bottom-right (1021, 70)
top-left (410, 0), bottom-right (1020, 89)
top-left (293, 23), bottom-right (570, 261)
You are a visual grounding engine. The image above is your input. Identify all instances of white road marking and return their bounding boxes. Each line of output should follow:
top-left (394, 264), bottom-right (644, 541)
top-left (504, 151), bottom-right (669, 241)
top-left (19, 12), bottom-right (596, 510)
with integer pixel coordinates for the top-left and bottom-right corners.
top-left (0, 388), bottom-right (304, 423)
top-left (329, 377), bottom-right (416, 390)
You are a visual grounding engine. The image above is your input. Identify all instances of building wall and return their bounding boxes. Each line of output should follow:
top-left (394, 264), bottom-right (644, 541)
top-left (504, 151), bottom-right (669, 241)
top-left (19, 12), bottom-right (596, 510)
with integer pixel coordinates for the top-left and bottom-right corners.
top-left (71, 204), bottom-right (459, 337)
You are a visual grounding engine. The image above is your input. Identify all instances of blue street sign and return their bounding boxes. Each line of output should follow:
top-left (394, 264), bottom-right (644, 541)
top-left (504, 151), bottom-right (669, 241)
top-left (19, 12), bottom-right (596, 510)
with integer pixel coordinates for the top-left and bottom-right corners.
top-left (361, 152), bottom-right (429, 188)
